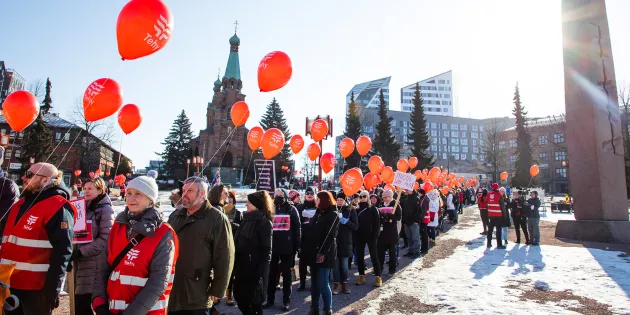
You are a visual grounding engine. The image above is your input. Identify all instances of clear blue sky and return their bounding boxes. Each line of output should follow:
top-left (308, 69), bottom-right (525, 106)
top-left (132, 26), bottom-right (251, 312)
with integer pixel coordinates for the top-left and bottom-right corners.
top-left (2, 0), bottom-right (629, 169)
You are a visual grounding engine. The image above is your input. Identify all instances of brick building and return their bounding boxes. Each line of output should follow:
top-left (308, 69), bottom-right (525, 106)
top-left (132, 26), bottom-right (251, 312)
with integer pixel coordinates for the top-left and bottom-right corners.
top-left (0, 62), bottom-right (26, 108)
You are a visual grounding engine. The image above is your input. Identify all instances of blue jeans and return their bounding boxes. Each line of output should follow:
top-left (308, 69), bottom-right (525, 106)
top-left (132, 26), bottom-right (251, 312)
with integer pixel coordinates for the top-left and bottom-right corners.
top-left (310, 266), bottom-right (332, 311)
top-left (333, 257), bottom-right (349, 283)
top-left (404, 223), bottom-right (420, 253)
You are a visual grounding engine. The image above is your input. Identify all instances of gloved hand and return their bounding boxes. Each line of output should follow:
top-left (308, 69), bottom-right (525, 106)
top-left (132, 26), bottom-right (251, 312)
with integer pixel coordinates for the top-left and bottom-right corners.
top-left (340, 217), bottom-right (349, 225)
top-left (94, 304), bottom-right (112, 315)
top-left (70, 249), bottom-right (82, 262)
top-left (42, 291), bottom-right (60, 310)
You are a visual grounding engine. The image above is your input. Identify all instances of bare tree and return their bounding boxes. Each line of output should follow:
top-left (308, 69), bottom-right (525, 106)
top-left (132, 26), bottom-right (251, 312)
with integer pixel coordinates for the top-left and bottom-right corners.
top-left (618, 84), bottom-right (630, 197)
top-left (481, 118), bottom-right (508, 183)
top-left (27, 78), bottom-right (45, 102)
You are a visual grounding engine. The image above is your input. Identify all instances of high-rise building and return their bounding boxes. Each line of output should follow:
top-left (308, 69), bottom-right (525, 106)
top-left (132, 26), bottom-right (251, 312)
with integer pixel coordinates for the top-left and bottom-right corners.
top-left (400, 70), bottom-right (453, 115)
top-left (0, 63), bottom-right (26, 108)
top-left (346, 76), bottom-right (391, 112)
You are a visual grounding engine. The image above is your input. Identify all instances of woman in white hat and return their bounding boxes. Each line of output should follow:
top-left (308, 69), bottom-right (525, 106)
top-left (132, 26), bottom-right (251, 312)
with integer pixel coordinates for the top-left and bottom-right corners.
top-left (92, 176), bottom-right (179, 315)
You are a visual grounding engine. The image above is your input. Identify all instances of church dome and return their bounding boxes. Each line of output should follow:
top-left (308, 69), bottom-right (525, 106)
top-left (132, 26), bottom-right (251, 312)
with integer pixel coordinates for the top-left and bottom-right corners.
top-left (229, 34), bottom-right (240, 45)
top-left (214, 77), bottom-right (221, 86)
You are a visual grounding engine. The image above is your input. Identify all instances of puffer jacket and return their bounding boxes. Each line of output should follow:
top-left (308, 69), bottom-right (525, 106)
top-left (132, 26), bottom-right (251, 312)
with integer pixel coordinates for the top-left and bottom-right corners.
top-left (336, 205), bottom-right (358, 257)
top-left (74, 194), bottom-right (114, 295)
top-left (272, 201), bottom-right (301, 256)
top-left (92, 207), bottom-right (177, 315)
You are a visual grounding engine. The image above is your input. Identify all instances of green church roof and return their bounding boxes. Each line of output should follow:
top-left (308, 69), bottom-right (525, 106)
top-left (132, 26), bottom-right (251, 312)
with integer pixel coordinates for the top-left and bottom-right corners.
top-left (229, 34), bottom-right (240, 45)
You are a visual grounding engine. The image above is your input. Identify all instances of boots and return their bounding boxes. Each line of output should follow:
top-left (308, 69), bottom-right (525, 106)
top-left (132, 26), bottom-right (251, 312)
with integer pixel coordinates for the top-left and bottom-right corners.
top-left (356, 275), bottom-right (366, 285)
top-left (308, 308), bottom-right (319, 315)
top-left (332, 282), bottom-right (341, 295)
top-left (374, 276), bottom-right (383, 287)
top-left (342, 283), bottom-right (351, 294)
top-left (225, 289), bottom-right (234, 306)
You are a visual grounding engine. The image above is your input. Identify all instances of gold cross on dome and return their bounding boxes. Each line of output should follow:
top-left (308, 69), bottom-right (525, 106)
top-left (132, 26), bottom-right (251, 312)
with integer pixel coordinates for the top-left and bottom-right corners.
top-left (234, 20), bottom-right (239, 33)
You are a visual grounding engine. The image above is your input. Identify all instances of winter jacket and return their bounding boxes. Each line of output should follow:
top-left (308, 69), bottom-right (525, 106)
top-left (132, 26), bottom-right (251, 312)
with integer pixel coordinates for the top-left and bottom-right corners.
top-left (297, 201), bottom-right (316, 245)
top-left (223, 204), bottom-right (243, 237)
top-left (500, 194), bottom-right (511, 227)
top-left (272, 201), bottom-right (301, 256)
top-left (336, 205), bottom-right (358, 257)
top-left (167, 200), bottom-right (235, 311)
top-left (93, 207), bottom-right (176, 315)
top-left (378, 200), bottom-right (402, 244)
top-left (74, 194), bottom-right (114, 295)
top-left (304, 206), bottom-right (339, 268)
top-left (526, 197), bottom-right (541, 218)
top-left (233, 210), bottom-right (272, 295)
top-left (401, 191), bottom-right (422, 225)
top-left (426, 191), bottom-right (440, 227)
top-left (446, 193), bottom-right (455, 210)
top-left (509, 197), bottom-right (527, 218)
top-left (0, 171), bottom-right (19, 236)
top-left (356, 202), bottom-right (380, 240)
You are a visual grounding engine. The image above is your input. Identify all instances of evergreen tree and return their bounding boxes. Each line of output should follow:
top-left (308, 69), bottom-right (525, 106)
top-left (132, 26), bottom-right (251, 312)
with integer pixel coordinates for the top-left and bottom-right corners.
top-left (372, 89), bottom-right (400, 167)
top-left (41, 78), bottom-right (53, 114)
top-left (343, 91), bottom-right (363, 171)
top-left (511, 83), bottom-right (534, 187)
top-left (259, 98), bottom-right (293, 169)
top-left (20, 113), bottom-right (54, 170)
top-left (158, 110), bottom-right (194, 177)
top-left (407, 82), bottom-right (434, 169)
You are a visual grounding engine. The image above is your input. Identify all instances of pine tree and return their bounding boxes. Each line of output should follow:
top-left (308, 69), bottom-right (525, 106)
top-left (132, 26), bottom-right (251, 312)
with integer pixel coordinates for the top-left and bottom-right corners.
top-left (158, 110), bottom-right (194, 177)
top-left (343, 92), bottom-right (363, 171)
top-left (407, 82), bottom-right (434, 169)
top-left (20, 113), bottom-right (54, 170)
top-left (511, 83), bottom-right (534, 187)
top-left (41, 78), bottom-right (53, 114)
top-left (372, 89), bottom-right (400, 167)
top-left (259, 98), bottom-right (293, 170)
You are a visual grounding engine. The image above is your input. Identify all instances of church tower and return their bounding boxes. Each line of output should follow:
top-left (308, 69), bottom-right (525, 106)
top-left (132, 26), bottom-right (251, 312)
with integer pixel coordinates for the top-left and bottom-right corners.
top-left (192, 28), bottom-right (251, 183)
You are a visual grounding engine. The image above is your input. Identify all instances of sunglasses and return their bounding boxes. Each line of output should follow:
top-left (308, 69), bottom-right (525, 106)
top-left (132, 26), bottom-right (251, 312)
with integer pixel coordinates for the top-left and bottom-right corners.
top-left (360, 195), bottom-right (369, 199)
top-left (24, 171), bottom-right (46, 179)
top-left (305, 192), bottom-right (314, 196)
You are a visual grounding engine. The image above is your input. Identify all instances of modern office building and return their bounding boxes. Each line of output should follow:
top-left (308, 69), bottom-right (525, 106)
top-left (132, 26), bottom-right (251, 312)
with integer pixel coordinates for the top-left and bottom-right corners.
top-left (400, 70), bottom-right (453, 115)
top-left (0, 63), bottom-right (26, 108)
top-left (345, 76), bottom-right (391, 112)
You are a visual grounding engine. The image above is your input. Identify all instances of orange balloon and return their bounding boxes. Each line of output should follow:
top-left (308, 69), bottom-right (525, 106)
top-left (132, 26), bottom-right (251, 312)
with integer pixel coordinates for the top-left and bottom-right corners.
top-left (441, 186), bottom-right (450, 195)
top-left (363, 173), bottom-right (379, 190)
top-left (500, 171), bottom-right (508, 181)
top-left (230, 101), bottom-right (249, 127)
top-left (368, 156), bottom-right (384, 175)
top-left (356, 136), bottom-right (372, 156)
top-left (247, 126), bottom-right (264, 151)
top-left (408, 157), bottom-right (418, 170)
top-left (339, 138), bottom-right (355, 158)
top-left (116, 0), bottom-right (173, 61)
top-left (289, 135), bottom-right (304, 154)
top-left (422, 169), bottom-right (428, 175)
top-left (384, 184), bottom-right (395, 192)
top-left (530, 165), bottom-right (540, 177)
top-left (310, 119), bottom-right (329, 142)
top-left (428, 167), bottom-right (441, 182)
top-left (83, 78), bottom-right (123, 122)
top-left (397, 159), bottom-right (409, 172)
top-left (2, 90), bottom-right (39, 132)
top-left (320, 153), bottom-right (337, 174)
top-left (89, 172), bottom-right (95, 179)
top-left (307, 143), bottom-right (321, 161)
top-left (258, 51), bottom-right (293, 92)
top-left (413, 182), bottom-right (420, 191)
top-left (117, 104), bottom-right (142, 134)
top-left (261, 128), bottom-right (285, 159)
top-left (422, 182), bottom-right (434, 193)
top-left (414, 170), bottom-right (422, 180)
top-left (341, 168), bottom-right (364, 196)
top-left (381, 166), bottom-right (395, 184)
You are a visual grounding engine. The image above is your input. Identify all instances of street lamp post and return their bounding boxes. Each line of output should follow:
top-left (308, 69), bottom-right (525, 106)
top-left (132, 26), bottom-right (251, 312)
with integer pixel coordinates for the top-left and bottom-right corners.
top-left (562, 160), bottom-right (570, 197)
top-left (186, 159), bottom-right (191, 178)
top-left (192, 156), bottom-right (204, 176)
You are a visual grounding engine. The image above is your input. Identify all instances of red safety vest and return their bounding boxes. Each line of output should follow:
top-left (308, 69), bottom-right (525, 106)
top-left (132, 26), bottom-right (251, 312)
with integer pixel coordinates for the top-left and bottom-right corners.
top-left (421, 197), bottom-right (431, 224)
top-left (0, 195), bottom-right (77, 290)
top-left (106, 222), bottom-right (179, 315)
top-left (477, 192), bottom-right (487, 210)
top-left (486, 191), bottom-right (503, 217)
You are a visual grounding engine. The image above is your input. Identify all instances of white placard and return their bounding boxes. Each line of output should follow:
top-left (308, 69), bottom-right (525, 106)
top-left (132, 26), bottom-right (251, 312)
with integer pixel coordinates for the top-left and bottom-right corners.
top-left (301, 209), bottom-right (317, 218)
top-left (392, 171), bottom-right (416, 191)
top-left (70, 198), bottom-right (87, 232)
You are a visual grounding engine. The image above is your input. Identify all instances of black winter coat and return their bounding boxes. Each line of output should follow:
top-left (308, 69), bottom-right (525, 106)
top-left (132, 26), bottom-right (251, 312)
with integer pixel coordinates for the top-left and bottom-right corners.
top-left (378, 201), bottom-right (402, 244)
top-left (233, 210), bottom-right (273, 291)
top-left (304, 207), bottom-right (339, 268)
top-left (297, 201), bottom-right (316, 244)
top-left (336, 205), bottom-right (358, 257)
top-left (401, 191), bottom-right (422, 225)
top-left (272, 201), bottom-right (301, 255)
top-left (356, 202), bottom-right (380, 240)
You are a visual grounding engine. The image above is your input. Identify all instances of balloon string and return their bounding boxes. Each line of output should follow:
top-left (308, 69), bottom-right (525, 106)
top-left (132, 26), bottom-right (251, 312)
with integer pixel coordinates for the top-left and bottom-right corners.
top-left (113, 133), bottom-right (125, 177)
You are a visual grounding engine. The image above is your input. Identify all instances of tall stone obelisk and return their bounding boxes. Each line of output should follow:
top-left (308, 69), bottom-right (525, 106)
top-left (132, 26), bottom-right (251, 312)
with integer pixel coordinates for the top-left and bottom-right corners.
top-left (557, 0), bottom-right (630, 243)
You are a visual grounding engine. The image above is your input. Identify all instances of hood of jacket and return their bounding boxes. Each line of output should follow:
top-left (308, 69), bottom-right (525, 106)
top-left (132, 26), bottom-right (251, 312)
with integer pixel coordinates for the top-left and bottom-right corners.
top-left (115, 207), bottom-right (164, 237)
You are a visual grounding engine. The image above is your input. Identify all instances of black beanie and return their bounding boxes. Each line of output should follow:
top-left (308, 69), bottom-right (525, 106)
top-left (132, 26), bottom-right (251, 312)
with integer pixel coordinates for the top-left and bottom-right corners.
top-left (248, 191), bottom-right (266, 210)
top-left (337, 192), bottom-right (346, 200)
top-left (305, 186), bottom-right (315, 194)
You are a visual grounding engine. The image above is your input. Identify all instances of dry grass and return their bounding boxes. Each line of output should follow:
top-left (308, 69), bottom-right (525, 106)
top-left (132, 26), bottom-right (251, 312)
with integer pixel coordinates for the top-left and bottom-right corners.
top-left (377, 294), bottom-right (445, 314)
top-left (422, 238), bottom-right (467, 268)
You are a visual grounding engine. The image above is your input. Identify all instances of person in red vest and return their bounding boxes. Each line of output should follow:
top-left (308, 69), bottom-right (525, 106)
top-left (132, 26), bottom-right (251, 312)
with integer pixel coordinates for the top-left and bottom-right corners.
top-left (92, 176), bottom-right (179, 315)
top-left (486, 183), bottom-right (507, 249)
top-left (1, 162), bottom-right (77, 315)
top-left (476, 188), bottom-right (488, 235)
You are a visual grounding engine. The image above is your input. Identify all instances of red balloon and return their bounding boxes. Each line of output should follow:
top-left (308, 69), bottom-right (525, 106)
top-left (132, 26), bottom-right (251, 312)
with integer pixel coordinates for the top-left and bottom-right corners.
top-left (422, 182), bottom-right (434, 193)
top-left (363, 173), bottom-right (379, 190)
top-left (258, 51), bottom-right (293, 92)
top-left (408, 157), bottom-right (418, 170)
top-left (397, 159), bottom-right (409, 173)
top-left (289, 135), bottom-right (304, 154)
top-left (341, 168), bottom-right (363, 196)
top-left (2, 91), bottom-right (39, 132)
top-left (117, 104), bottom-right (142, 134)
top-left (89, 172), bottom-right (95, 179)
top-left (320, 153), bottom-right (337, 174)
top-left (83, 78), bottom-right (123, 122)
top-left (338, 138), bottom-right (355, 158)
top-left (231, 101), bottom-right (249, 127)
top-left (307, 143), bottom-right (321, 161)
top-left (368, 156), bottom-right (384, 175)
top-left (74, 170), bottom-right (81, 177)
top-left (356, 136), bottom-right (372, 156)
top-left (310, 119), bottom-right (329, 142)
top-left (116, 0), bottom-right (174, 61)
top-left (247, 126), bottom-right (264, 151)
top-left (261, 128), bottom-right (285, 159)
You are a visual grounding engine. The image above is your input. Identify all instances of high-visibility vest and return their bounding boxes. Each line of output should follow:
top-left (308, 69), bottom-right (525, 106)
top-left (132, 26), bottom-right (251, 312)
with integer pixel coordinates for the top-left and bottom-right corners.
top-left (486, 191), bottom-right (503, 217)
top-left (0, 195), bottom-right (76, 290)
top-left (421, 197), bottom-right (431, 224)
top-left (106, 222), bottom-right (179, 315)
top-left (477, 192), bottom-right (487, 209)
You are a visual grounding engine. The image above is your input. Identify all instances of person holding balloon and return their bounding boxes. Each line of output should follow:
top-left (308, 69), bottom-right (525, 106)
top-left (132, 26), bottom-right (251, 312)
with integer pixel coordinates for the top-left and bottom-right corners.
top-left (377, 190), bottom-right (402, 276)
top-left (354, 190), bottom-right (382, 287)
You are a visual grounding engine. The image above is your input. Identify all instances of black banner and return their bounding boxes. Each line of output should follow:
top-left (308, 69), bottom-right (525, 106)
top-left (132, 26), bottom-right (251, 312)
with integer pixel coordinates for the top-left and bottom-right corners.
top-left (254, 159), bottom-right (276, 193)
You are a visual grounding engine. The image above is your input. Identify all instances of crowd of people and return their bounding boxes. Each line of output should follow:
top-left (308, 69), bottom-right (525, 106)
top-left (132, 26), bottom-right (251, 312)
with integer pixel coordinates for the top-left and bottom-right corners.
top-left (0, 157), bottom-right (543, 315)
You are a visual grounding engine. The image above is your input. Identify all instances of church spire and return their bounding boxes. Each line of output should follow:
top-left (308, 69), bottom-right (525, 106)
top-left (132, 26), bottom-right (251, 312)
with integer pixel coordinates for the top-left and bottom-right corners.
top-left (222, 22), bottom-right (242, 90)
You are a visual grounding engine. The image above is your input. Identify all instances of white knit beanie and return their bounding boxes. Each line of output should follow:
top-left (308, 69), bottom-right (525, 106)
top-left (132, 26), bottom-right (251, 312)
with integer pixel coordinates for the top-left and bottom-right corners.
top-left (127, 176), bottom-right (159, 204)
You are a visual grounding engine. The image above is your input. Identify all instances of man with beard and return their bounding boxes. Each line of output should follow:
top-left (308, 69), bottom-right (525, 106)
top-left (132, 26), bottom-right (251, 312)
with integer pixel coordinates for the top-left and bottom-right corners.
top-left (1, 163), bottom-right (76, 315)
top-left (167, 177), bottom-right (235, 314)
top-left (296, 187), bottom-right (316, 291)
